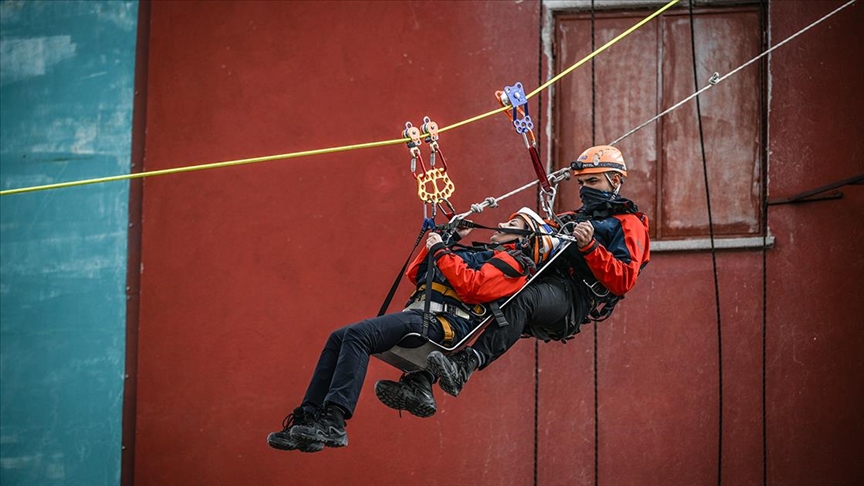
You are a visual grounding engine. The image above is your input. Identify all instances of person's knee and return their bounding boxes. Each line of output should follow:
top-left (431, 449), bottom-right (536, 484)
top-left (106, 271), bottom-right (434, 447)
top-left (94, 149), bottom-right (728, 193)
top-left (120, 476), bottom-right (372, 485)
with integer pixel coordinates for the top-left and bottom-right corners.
top-left (341, 323), bottom-right (378, 350)
top-left (324, 326), bottom-right (350, 348)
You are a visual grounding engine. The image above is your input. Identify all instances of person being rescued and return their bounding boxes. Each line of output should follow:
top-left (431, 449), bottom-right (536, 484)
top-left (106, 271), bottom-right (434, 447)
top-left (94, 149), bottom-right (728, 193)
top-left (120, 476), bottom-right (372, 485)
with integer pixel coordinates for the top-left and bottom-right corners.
top-left (267, 207), bottom-right (561, 453)
top-left (413, 144), bottom-right (651, 405)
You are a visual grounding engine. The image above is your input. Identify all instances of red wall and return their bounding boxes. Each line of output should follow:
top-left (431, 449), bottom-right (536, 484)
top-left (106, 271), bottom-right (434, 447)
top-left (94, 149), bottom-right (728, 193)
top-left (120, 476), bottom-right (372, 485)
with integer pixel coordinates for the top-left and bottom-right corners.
top-left (132, 1), bottom-right (863, 485)
top-left (136, 1), bottom-right (542, 485)
top-left (766, 1), bottom-right (863, 485)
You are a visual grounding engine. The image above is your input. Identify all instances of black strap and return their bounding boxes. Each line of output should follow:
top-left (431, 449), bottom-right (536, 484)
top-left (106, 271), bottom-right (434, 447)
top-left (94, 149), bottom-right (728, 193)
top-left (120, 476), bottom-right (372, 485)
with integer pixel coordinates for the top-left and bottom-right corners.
top-left (486, 257), bottom-right (524, 278)
top-left (488, 301), bottom-right (509, 327)
top-left (377, 226), bottom-right (428, 316)
top-left (440, 219), bottom-right (533, 237)
top-left (421, 250), bottom-right (436, 339)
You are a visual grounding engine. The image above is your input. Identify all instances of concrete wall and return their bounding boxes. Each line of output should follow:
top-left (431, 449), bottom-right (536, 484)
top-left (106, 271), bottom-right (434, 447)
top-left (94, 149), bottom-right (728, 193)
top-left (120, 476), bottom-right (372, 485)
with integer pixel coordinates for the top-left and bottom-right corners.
top-left (0, 1), bottom-right (138, 484)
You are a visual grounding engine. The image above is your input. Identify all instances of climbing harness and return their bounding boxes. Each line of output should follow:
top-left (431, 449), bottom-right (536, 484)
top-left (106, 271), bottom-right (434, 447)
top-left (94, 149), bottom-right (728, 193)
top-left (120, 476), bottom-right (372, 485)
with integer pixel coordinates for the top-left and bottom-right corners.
top-left (378, 117), bottom-right (463, 341)
top-left (374, 179), bottom-right (576, 372)
top-left (373, 239), bottom-right (574, 372)
top-left (373, 167), bottom-right (571, 320)
top-left (553, 203), bottom-right (647, 326)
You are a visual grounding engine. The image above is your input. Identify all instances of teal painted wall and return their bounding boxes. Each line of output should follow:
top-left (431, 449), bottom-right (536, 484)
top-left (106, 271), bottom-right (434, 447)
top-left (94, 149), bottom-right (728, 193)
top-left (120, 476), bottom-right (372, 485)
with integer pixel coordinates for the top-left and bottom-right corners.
top-left (0, 1), bottom-right (137, 484)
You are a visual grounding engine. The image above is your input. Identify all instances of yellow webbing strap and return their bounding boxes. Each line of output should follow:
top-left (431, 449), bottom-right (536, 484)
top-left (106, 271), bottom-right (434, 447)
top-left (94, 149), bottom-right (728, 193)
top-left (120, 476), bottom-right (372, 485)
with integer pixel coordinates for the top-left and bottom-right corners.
top-left (415, 282), bottom-right (461, 301)
top-left (436, 316), bottom-right (455, 347)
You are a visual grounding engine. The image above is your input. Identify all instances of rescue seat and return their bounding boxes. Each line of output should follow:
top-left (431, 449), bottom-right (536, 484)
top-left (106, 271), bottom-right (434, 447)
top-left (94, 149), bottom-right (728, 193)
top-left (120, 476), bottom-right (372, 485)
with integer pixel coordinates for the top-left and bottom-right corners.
top-left (373, 241), bottom-right (571, 372)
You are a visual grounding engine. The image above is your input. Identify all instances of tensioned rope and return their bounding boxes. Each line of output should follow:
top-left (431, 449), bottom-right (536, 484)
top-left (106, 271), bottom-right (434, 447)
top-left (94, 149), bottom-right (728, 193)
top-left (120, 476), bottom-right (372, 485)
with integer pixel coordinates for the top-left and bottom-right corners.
top-left (610, 0), bottom-right (856, 147)
top-left (685, 2), bottom-right (724, 484)
top-left (589, 2), bottom-right (600, 485)
top-left (440, 0), bottom-right (856, 222)
top-left (759, 1), bottom-right (769, 483)
top-left (532, 4), bottom-right (544, 486)
top-left (0, 0), bottom-right (680, 197)
top-left (416, 0), bottom-right (856, 230)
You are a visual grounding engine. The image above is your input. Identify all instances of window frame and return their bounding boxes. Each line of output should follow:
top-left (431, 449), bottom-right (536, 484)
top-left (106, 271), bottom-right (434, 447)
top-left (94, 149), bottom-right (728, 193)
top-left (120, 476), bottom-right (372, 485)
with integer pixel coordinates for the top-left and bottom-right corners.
top-left (542, 0), bottom-right (774, 252)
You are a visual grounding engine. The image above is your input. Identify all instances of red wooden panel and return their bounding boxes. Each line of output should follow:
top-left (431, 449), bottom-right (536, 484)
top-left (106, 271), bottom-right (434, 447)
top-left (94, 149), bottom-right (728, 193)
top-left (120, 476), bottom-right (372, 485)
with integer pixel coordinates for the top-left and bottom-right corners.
top-left (661, 9), bottom-right (762, 238)
top-left (136, 1), bottom-right (541, 485)
top-left (553, 14), bottom-right (659, 238)
top-left (599, 254), bottom-right (721, 485)
top-left (537, 334), bottom-right (596, 485)
top-left (552, 13), bottom-right (595, 214)
top-left (555, 9), bottom-right (763, 241)
top-left (766, 1), bottom-right (864, 485)
top-left (130, 1), bottom-right (864, 485)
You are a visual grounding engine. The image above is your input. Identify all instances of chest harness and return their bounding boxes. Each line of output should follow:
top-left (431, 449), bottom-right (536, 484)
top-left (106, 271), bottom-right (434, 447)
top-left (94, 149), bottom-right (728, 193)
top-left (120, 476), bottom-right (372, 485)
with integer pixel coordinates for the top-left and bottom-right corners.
top-left (557, 199), bottom-right (649, 325)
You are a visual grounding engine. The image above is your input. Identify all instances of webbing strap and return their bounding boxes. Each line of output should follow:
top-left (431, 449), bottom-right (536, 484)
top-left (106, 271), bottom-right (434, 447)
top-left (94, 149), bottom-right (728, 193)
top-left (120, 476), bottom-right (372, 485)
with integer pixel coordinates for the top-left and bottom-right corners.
top-left (453, 220), bottom-right (532, 237)
top-left (377, 225), bottom-right (428, 316)
top-left (414, 282), bottom-right (461, 301)
top-left (488, 301), bottom-right (509, 328)
top-left (486, 257), bottom-right (523, 279)
top-left (436, 316), bottom-right (455, 347)
top-left (421, 251), bottom-right (436, 339)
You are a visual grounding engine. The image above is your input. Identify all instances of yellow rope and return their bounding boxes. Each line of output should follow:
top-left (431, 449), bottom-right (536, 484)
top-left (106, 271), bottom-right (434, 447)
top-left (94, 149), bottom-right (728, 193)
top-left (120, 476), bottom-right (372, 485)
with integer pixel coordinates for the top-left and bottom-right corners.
top-left (527, 0), bottom-right (678, 99)
top-left (0, 0), bottom-right (678, 197)
top-left (0, 138), bottom-right (406, 196)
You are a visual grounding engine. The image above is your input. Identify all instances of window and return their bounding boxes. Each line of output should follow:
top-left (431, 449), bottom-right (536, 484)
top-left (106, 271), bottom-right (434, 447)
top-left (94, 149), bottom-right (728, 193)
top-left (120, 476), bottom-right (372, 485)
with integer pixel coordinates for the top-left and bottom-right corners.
top-left (551, 4), bottom-right (766, 244)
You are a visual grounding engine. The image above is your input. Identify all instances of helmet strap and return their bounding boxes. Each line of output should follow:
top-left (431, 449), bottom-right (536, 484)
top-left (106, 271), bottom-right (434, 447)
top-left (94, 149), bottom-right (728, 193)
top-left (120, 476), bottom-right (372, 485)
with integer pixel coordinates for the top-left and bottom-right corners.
top-left (605, 172), bottom-right (622, 196)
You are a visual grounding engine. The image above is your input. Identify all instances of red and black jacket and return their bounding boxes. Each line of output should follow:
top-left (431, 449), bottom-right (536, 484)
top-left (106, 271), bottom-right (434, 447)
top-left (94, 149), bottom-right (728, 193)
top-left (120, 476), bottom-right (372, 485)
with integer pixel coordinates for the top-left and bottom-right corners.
top-left (559, 207), bottom-right (650, 297)
top-left (405, 241), bottom-right (530, 305)
top-left (578, 212), bottom-right (650, 296)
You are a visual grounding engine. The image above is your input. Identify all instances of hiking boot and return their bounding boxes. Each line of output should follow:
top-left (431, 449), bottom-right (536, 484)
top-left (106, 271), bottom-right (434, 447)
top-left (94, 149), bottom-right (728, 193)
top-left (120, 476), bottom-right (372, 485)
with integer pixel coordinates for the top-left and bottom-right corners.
top-left (267, 407), bottom-right (324, 453)
top-left (426, 348), bottom-right (479, 397)
top-left (374, 372), bottom-right (437, 418)
top-left (290, 403), bottom-right (348, 448)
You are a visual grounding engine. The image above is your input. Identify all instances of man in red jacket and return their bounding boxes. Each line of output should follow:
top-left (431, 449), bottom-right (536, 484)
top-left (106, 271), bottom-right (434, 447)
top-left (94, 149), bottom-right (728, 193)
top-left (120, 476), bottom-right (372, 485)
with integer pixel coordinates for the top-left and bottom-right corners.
top-left (426, 145), bottom-right (651, 398)
top-left (267, 208), bottom-right (560, 452)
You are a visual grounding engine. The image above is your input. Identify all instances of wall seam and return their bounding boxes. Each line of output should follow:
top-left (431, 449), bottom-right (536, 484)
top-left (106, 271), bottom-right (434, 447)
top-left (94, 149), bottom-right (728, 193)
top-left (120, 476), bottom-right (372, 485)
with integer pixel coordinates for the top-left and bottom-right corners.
top-left (121, 1), bottom-right (151, 485)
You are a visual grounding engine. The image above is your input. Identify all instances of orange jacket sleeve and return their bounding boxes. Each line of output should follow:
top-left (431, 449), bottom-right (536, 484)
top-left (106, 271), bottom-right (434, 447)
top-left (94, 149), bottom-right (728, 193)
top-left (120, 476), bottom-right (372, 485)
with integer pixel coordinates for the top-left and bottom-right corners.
top-left (431, 246), bottom-right (528, 304)
top-left (580, 213), bottom-right (650, 296)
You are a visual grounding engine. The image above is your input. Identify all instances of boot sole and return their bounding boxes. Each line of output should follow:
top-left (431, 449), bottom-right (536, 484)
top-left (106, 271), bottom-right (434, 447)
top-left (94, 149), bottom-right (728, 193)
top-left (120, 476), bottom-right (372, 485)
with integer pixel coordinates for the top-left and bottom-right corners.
top-left (290, 426), bottom-right (348, 448)
top-left (267, 433), bottom-right (324, 453)
top-left (374, 381), bottom-right (436, 418)
top-left (427, 352), bottom-right (462, 397)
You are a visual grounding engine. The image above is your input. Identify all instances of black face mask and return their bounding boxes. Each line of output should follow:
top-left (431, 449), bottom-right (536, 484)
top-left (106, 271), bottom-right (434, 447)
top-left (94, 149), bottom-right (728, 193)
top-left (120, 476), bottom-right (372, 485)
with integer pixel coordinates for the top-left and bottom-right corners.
top-left (579, 185), bottom-right (615, 209)
top-left (576, 185), bottom-right (640, 220)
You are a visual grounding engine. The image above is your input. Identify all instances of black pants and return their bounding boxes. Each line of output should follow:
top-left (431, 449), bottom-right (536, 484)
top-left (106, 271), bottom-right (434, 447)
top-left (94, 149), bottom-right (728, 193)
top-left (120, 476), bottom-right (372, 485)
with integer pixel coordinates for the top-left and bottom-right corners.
top-left (301, 310), bottom-right (444, 419)
top-left (472, 278), bottom-right (581, 369)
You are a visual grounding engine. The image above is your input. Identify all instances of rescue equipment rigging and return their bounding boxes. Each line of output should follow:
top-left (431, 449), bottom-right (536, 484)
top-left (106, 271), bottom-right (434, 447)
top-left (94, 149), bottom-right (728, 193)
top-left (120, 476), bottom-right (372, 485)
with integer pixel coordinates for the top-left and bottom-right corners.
top-left (0, 0), bottom-right (683, 196)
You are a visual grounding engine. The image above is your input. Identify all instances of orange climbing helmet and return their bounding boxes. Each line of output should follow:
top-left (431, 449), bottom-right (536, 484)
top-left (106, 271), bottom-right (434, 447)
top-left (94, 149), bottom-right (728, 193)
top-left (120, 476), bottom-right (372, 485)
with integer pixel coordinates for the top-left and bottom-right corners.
top-left (510, 207), bottom-right (561, 265)
top-left (571, 145), bottom-right (628, 177)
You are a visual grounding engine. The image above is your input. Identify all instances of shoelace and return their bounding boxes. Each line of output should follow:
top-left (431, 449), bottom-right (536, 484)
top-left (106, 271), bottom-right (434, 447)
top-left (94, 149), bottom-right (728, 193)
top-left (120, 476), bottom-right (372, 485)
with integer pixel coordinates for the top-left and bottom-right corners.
top-left (280, 413), bottom-right (297, 432)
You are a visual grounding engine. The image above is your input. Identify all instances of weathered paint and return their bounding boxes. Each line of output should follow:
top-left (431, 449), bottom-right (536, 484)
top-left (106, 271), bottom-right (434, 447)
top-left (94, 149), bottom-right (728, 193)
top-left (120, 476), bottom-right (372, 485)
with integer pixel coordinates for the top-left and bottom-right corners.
top-left (131, 1), bottom-right (863, 484)
top-left (135, 1), bottom-right (540, 485)
top-left (765, 1), bottom-right (864, 485)
top-left (0, 1), bottom-right (138, 484)
top-left (3, 0), bottom-right (861, 484)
